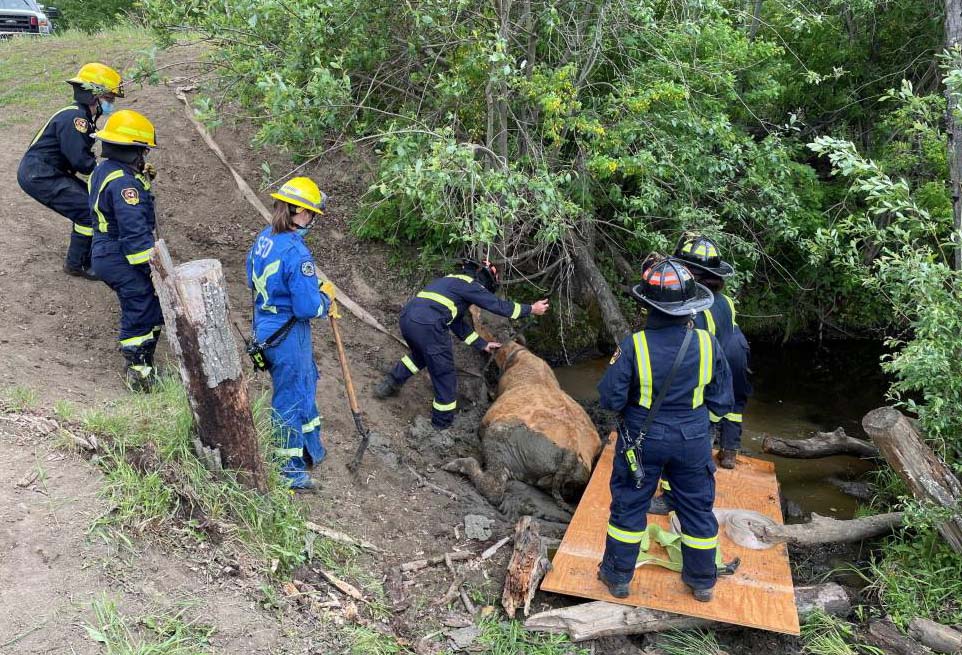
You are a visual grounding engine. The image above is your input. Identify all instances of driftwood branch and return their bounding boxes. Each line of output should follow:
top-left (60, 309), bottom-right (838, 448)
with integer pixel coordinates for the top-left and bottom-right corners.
top-left (908, 617), bottom-right (962, 653)
top-left (862, 407), bottom-right (962, 553)
top-left (501, 516), bottom-right (549, 618)
top-left (762, 428), bottom-right (879, 459)
top-left (525, 583), bottom-right (851, 641)
top-left (866, 620), bottom-right (928, 655)
top-left (305, 521), bottom-right (381, 552)
top-left (740, 511), bottom-right (904, 547)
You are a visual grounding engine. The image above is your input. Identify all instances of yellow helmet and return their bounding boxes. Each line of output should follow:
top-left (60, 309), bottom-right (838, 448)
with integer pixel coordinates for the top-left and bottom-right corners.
top-left (94, 110), bottom-right (157, 148)
top-left (67, 63), bottom-right (124, 97)
top-left (271, 177), bottom-right (327, 215)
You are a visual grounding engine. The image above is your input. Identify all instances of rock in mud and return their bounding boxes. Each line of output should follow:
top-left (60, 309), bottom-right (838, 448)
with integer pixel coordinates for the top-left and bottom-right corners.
top-left (464, 514), bottom-right (495, 540)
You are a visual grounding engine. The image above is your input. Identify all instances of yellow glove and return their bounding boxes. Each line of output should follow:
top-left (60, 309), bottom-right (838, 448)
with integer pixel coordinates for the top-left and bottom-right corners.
top-left (320, 279), bottom-right (337, 303)
top-left (329, 301), bottom-right (342, 320)
top-left (143, 163), bottom-right (158, 181)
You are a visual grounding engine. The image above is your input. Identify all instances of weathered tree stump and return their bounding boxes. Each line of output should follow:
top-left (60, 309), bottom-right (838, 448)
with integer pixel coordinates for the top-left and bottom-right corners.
top-left (762, 428), bottom-right (879, 459)
top-left (908, 617), bottom-right (962, 653)
top-left (862, 407), bottom-right (962, 553)
top-left (502, 516), bottom-right (549, 618)
top-left (150, 239), bottom-right (267, 492)
top-left (525, 583), bottom-right (851, 641)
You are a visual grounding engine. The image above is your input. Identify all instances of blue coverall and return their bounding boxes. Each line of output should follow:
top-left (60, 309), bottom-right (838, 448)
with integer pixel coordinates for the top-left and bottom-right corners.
top-left (598, 313), bottom-right (733, 592)
top-left (17, 102), bottom-right (97, 270)
top-left (88, 159), bottom-right (164, 373)
top-left (692, 293), bottom-right (752, 451)
top-left (386, 274), bottom-right (531, 429)
top-left (246, 226), bottom-right (332, 487)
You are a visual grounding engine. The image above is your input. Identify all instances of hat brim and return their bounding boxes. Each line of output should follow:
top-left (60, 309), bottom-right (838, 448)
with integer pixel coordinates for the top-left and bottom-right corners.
top-left (681, 259), bottom-right (735, 279)
top-left (630, 281), bottom-right (714, 316)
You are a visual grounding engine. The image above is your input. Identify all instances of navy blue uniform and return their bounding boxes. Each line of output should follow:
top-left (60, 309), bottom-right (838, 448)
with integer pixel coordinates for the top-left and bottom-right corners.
top-left (598, 318), bottom-right (733, 591)
top-left (17, 102), bottom-right (98, 270)
top-left (387, 274), bottom-right (531, 428)
top-left (246, 226), bottom-right (332, 488)
top-left (88, 159), bottom-right (163, 373)
top-left (692, 293), bottom-right (752, 450)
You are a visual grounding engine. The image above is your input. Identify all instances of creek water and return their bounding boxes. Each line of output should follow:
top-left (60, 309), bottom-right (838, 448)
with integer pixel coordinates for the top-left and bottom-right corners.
top-left (554, 340), bottom-right (888, 519)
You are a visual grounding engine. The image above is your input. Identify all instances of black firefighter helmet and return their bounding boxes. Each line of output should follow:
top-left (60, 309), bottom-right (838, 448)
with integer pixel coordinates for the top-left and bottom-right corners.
top-left (462, 258), bottom-right (500, 292)
top-left (673, 235), bottom-right (734, 279)
top-left (631, 257), bottom-right (713, 316)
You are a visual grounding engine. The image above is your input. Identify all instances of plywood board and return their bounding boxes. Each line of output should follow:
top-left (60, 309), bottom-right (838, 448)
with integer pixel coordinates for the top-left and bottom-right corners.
top-left (541, 439), bottom-right (800, 635)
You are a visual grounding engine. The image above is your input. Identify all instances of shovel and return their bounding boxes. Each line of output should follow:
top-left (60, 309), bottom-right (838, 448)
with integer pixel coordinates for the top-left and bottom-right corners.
top-left (328, 301), bottom-right (372, 474)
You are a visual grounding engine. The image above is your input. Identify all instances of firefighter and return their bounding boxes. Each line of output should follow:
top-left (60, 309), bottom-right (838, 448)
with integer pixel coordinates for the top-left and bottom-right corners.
top-left (673, 236), bottom-right (752, 470)
top-left (597, 257), bottom-right (733, 602)
top-left (373, 259), bottom-right (550, 429)
top-left (88, 110), bottom-right (162, 392)
top-left (246, 177), bottom-right (335, 491)
top-left (18, 63), bottom-right (124, 280)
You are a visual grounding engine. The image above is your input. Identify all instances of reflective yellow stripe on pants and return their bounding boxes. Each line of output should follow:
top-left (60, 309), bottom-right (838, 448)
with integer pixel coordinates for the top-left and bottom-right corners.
top-left (401, 355), bottom-right (419, 374)
top-left (607, 523), bottom-right (646, 544)
top-left (433, 399), bottom-right (456, 412)
top-left (301, 417), bottom-right (321, 433)
top-left (73, 223), bottom-right (94, 236)
top-left (681, 533), bottom-right (718, 550)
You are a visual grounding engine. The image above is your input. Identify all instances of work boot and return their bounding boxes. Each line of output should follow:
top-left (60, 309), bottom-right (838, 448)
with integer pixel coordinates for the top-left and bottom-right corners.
top-left (648, 494), bottom-right (672, 515)
top-left (291, 477), bottom-right (321, 494)
top-left (720, 557), bottom-right (741, 576)
top-left (125, 363), bottom-right (156, 393)
top-left (63, 263), bottom-right (99, 281)
top-left (688, 584), bottom-right (714, 602)
top-left (373, 375), bottom-right (400, 399)
top-left (718, 449), bottom-right (737, 470)
top-left (597, 570), bottom-right (630, 599)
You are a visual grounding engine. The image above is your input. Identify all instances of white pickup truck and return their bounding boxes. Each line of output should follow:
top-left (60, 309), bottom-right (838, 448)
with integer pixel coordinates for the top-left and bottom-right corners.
top-left (0, 0), bottom-right (59, 36)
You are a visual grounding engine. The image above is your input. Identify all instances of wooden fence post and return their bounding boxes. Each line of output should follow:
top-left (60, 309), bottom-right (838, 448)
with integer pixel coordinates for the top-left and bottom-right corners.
top-left (150, 239), bottom-right (268, 492)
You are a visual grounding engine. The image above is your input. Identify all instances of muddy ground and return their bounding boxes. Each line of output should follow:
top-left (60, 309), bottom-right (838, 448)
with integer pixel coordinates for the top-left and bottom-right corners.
top-left (0, 40), bottom-right (825, 655)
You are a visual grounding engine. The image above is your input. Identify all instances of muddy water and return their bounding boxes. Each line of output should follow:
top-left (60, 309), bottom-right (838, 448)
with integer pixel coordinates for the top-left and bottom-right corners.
top-left (554, 340), bottom-right (887, 519)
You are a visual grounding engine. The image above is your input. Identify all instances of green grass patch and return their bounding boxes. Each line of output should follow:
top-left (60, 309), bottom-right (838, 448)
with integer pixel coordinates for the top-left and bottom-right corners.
top-left (85, 376), bottom-right (310, 574)
top-left (800, 610), bottom-right (883, 655)
top-left (0, 26), bottom-right (151, 125)
top-left (3, 384), bottom-right (39, 410)
top-left (474, 619), bottom-right (588, 655)
top-left (657, 628), bottom-right (724, 655)
top-left (84, 595), bottom-right (214, 655)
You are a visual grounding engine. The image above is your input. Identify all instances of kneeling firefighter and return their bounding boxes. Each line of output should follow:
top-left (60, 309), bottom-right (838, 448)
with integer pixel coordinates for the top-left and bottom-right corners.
top-left (673, 236), bottom-right (752, 470)
top-left (597, 257), bottom-right (733, 603)
top-left (246, 177), bottom-right (335, 491)
top-left (18, 63), bottom-right (124, 280)
top-left (374, 260), bottom-right (550, 430)
top-left (88, 110), bottom-right (162, 392)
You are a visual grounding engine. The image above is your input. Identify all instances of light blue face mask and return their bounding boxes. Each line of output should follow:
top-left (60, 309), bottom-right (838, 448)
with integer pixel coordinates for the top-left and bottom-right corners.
top-left (99, 99), bottom-right (116, 116)
top-left (295, 226), bottom-right (311, 238)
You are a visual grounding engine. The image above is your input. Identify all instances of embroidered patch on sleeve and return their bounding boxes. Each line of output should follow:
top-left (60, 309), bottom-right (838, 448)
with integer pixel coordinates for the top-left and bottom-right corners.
top-left (121, 187), bottom-right (140, 205)
top-left (301, 261), bottom-right (316, 277)
top-left (609, 346), bottom-right (622, 365)
top-left (73, 117), bottom-right (88, 133)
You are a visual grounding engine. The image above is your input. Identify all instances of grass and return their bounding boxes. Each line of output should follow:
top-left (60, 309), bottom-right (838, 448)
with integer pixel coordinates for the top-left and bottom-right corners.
top-left (800, 610), bottom-right (883, 655)
top-left (0, 26), bottom-right (152, 126)
top-left (657, 628), bottom-right (723, 655)
top-left (84, 376), bottom-right (310, 574)
top-left (473, 619), bottom-right (589, 655)
top-left (348, 626), bottom-right (410, 655)
top-left (84, 596), bottom-right (214, 655)
top-left (3, 384), bottom-right (39, 410)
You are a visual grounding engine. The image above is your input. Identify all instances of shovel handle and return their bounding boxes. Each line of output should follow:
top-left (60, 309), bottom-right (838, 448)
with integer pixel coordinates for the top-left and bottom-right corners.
top-left (329, 309), bottom-right (360, 415)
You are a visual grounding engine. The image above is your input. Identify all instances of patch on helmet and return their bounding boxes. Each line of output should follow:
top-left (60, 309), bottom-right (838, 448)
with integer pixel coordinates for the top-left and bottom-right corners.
top-left (301, 261), bottom-right (315, 277)
top-left (73, 117), bottom-right (88, 133)
top-left (121, 187), bottom-right (139, 205)
top-left (609, 346), bottom-right (622, 365)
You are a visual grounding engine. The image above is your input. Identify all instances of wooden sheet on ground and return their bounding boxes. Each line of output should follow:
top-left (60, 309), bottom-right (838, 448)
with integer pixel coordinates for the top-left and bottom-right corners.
top-left (541, 440), bottom-right (800, 635)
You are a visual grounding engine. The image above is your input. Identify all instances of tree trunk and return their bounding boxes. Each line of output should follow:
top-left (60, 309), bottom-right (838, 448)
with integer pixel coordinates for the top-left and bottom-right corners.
top-left (908, 617), bottom-right (962, 653)
top-left (762, 428), bottom-right (879, 459)
top-left (862, 407), bottom-right (962, 553)
top-left (866, 620), bottom-right (928, 655)
top-left (738, 511), bottom-right (903, 547)
top-left (150, 240), bottom-right (267, 492)
top-left (502, 516), bottom-right (549, 618)
top-left (571, 234), bottom-right (631, 345)
top-left (945, 0), bottom-right (962, 269)
top-left (748, 0), bottom-right (763, 41)
top-left (524, 583), bottom-right (850, 641)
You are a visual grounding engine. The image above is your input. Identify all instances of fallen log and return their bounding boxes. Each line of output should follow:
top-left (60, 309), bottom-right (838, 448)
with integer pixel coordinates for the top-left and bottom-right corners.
top-left (862, 407), bottom-right (962, 553)
top-left (737, 511), bottom-right (904, 547)
top-left (908, 617), bottom-right (962, 653)
top-left (525, 583), bottom-right (851, 641)
top-left (866, 619), bottom-right (928, 655)
top-left (304, 521), bottom-right (380, 552)
top-left (762, 428), bottom-right (879, 459)
top-left (502, 516), bottom-right (549, 618)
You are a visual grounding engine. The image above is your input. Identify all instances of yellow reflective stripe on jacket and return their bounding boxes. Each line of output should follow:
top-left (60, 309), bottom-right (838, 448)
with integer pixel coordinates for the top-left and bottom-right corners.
top-left (709, 411), bottom-right (722, 423)
top-left (681, 533), bottom-right (719, 550)
top-left (692, 329), bottom-right (712, 408)
top-left (73, 223), bottom-right (94, 236)
top-left (416, 291), bottom-right (457, 321)
top-left (433, 399), bottom-right (457, 412)
top-left (401, 355), bottom-right (419, 374)
top-left (724, 412), bottom-right (743, 422)
top-left (464, 331), bottom-right (479, 345)
top-left (660, 479), bottom-right (671, 492)
top-left (275, 447), bottom-right (302, 459)
top-left (510, 302), bottom-right (522, 319)
top-left (607, 524), bottom-right (646, 544)
top-left (301, 417), bottom-right (321, 433)
top-left (126, 248), bottom-right (153, 265)
top-left (446, 274), bottom-right (474, 284)
top-left (632, 331), bottom-right (653, 408)
top-left (702, 308), bottom-right (716, 336)
top-left (251, 259), bottom-right (281, 314)
top-left (723, 294), bottom-right (737, 326)
top-left (91, 169), bottom-right (126, 233)
top-left (31, 106), bottom-right (77, 146)
top-left (120, 331), bottom-right (156, 347)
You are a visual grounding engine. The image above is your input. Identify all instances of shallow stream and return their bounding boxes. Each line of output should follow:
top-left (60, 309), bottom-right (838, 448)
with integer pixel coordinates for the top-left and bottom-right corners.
top-left (554, 340), bottom-right (888, 519)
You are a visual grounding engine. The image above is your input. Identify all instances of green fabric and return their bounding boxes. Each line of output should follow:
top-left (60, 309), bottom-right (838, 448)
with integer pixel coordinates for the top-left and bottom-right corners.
top-left (634, 522), bottom-right (726, 571)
